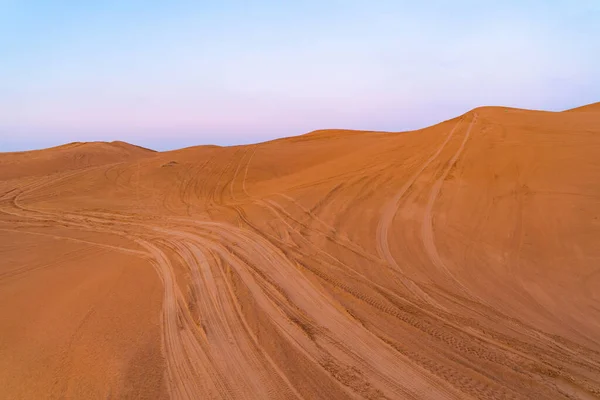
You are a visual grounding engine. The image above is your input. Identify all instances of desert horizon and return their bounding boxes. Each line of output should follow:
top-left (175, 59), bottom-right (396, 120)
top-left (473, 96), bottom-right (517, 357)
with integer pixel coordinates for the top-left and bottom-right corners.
top-left (5, 101), bottom-right (599, 154)
top-left (2, 101), bottom-right (599, 399)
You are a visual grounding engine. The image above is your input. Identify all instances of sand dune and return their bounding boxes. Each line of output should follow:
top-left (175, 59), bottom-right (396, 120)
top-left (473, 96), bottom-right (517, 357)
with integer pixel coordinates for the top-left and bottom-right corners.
top-left (1, 104), bottom-right (599, 399)
top-left (0, 141), bottom-right (154, 181)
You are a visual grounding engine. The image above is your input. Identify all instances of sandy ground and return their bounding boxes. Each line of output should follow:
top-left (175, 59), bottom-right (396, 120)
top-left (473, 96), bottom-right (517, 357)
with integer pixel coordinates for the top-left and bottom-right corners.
top-left (1, 104), bottom-right (599, 399)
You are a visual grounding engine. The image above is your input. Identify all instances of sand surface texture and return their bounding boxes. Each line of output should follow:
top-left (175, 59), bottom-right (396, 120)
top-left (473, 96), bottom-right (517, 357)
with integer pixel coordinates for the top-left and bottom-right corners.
top-left (1, 104), bottom-right (599, 399)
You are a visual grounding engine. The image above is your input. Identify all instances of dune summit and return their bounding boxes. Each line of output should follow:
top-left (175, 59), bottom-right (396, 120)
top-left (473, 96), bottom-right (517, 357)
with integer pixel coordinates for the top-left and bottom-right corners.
top-left (1, 104), bottom-right (599, 399)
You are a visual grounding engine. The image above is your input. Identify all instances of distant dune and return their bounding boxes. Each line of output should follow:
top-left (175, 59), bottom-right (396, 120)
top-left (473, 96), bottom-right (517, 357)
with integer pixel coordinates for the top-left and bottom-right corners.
top-left (1, 103), bottom-right (599, 399)
top-left (0, 141), bottom-right (154, 181)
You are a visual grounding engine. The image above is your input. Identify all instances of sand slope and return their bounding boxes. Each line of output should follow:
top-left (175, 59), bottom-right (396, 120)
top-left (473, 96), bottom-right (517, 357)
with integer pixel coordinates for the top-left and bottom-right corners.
top-left (1, 104), bottom-right (599, 399)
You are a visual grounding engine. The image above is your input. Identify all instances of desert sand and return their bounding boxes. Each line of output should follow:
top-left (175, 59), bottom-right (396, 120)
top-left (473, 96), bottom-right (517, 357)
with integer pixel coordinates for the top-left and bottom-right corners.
top-left (1, 104), bottom-right (599, 399)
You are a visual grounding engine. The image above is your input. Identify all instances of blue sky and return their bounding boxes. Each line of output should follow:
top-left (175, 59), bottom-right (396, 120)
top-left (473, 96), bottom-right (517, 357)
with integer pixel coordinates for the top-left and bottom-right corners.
top-left (1, 0), bottom-right (598, 151)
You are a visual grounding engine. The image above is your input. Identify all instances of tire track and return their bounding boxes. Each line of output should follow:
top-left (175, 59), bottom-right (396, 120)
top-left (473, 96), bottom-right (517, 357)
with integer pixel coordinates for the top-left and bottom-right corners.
top-left (376, 118), bottom-right (463, 307)
top-left (421, 113), bottom-right (479, 295)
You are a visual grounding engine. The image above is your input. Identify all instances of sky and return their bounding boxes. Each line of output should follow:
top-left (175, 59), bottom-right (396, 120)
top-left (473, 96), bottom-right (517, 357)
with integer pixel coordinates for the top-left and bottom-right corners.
top-left (1, 0), bottom-right (599, 152)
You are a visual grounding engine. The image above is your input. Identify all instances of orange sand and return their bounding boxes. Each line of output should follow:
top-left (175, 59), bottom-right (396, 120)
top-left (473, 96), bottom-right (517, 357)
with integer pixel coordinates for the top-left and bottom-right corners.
top-left (1, 104), bottom-right (599, 399)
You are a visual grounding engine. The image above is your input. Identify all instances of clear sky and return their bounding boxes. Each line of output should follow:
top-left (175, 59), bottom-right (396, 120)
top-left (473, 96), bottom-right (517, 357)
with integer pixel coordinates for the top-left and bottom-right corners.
top-left (1, 1), bottom-right (598, 151)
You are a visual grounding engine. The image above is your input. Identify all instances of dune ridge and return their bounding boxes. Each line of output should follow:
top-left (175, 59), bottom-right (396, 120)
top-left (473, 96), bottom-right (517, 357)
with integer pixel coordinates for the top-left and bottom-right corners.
top-left (1, 103), bottom-right (599, 399)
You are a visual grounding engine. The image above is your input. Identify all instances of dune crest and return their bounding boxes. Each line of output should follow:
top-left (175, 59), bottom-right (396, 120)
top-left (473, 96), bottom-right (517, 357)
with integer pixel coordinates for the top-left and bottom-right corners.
top-left (1, 103), bottom-right (599, 399)
top-left (564, 102), bottom-right (600, 113)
